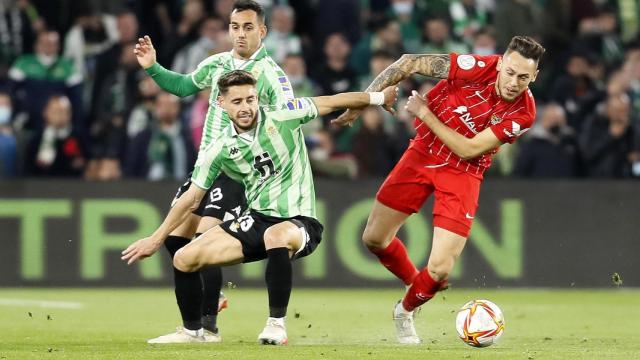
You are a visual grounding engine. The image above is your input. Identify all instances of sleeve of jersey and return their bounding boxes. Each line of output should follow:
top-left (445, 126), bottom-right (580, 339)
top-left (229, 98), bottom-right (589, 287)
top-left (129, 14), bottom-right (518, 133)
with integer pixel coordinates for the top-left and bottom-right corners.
top-left (262, 61), bottom-right (295, 105)
top-left (269, 97), bottom-right (319, 126)
top-left (448, 53), bottom-right (500, 83)
top-left (189, 55), bottom-right (221, 90)
top-left (489, 113), bottom-right (535, 144)
top-left (145, 63), bottom-right (201, 97)
top-left (190, 141), bottom-right (224, 190)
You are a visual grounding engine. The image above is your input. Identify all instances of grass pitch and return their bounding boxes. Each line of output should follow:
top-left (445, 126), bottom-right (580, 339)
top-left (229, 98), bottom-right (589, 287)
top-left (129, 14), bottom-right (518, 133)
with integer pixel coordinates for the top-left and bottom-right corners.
top-left (0, 288), bottom-right (638, 359)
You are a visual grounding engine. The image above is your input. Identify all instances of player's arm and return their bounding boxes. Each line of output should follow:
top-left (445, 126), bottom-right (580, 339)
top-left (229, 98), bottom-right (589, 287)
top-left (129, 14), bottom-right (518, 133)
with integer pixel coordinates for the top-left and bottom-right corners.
top-left (333, 54), bottom-right (450, 126)
top-left (134, 35), bottom-right (200, 97)
top-left (121, 185), bottom-right (206, 264)
top-left (406, 91), bottom-right (501, 160)
top-left (312, 86), bottom-right (398, 116)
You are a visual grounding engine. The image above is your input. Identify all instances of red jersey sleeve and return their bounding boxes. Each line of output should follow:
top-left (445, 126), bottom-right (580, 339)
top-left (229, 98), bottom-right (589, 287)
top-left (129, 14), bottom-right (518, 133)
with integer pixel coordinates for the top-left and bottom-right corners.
top-left (489, 90), bottom-right (537, 144)
top-left (448, 53), bottom-right (500, 83)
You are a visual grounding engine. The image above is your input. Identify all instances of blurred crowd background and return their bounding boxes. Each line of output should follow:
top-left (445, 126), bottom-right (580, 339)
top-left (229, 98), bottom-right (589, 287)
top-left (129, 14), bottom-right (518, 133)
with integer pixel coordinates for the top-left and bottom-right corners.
top-left (1, 0), bottom-right (640, 181)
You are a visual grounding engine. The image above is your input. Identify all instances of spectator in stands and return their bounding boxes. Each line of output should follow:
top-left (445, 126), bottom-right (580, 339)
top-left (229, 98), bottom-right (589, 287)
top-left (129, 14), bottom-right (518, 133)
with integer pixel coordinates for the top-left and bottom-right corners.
top-left (282, 54), bottom-right (319, 136)
top-left (549, 50), bottom-right (603, 131)
top-left (417, 17), bottom-right (468, 55)
top-left (0, 0), bottom-right (43, 79)
top-left (8, 31), bottom-right (84, 133)
top-left (577, 6), bottom-right (624, 69)
top-left (449, 0), bottom-right (490, 45)
top-left (358, 49), bottom-right (396, 92)
top-left (580, 93), bottom-right (640, 178)
top-left (388, 0), bottom-right (421, 51)
top-left (312, 0), bottom-right (361, 46)
top-left (352, 106), bottom-right (396, 177)
top-left (307, 129), bottom-right (358, 179)
top-left (311, 32), bottom-right (357, 96)
top-left (471, 27), bottom-right (498, 55)
top-left (188, 88), bottom-right (210, 149)
top-left (513, 103), bottom-right (581, 178)
top-left (172, 16), bottom-right (224, 75)
top-left (351, 17), bottom-right (404, 76)
top-left (493, 0), bottom-right (543, 50)
top-left (159, 0), bottom-right (206, 65)
top-left (127, 76), bottom-right (161, 139)
top-left (124, 92), bottom-right (195, 181)
top-left (25, 95), bottom-right (86, 177)
top-left (63, 4), bottom-right (119, 79)
top-left (0, 91), bottom-right (17, 177)
top-left (264, 5), bottom-right (301, 65)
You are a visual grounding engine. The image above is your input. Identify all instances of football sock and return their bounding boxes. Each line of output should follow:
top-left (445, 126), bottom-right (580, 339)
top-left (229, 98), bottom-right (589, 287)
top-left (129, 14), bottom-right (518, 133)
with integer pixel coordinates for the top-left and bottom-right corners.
top-left (265, 247), bottom-right (292, 318)
top-left (402, 268), bottom-right (448, 312)
top-left (200, 266), bottom-right (222, 332)
top-left (165, 235), bottom-right (203, 331)
top-left (369, 237), bottom-right (419, 285)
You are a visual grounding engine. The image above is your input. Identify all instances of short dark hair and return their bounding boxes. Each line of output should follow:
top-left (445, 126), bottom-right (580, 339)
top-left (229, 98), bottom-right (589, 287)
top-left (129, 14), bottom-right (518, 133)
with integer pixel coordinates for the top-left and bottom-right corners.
top-left (232, 0), bottom-right (265, 23)
top-left (506, 36), bottom-right (546, 63)
top-left (217, 70), bottom-right (257, 95)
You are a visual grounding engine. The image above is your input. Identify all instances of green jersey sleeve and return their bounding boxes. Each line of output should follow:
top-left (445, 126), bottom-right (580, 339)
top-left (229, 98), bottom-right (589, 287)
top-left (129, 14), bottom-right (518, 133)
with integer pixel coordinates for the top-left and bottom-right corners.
top-left (259, 59), bottom-right (295, 105)
top-left (145, 63), bottom-right (200, 97)
top-left (190, 140), bottom-right (225, 190)
top-left (267, 97), bottom-right (319, 128)
top-left (190, 54), bottom-right (224, 90)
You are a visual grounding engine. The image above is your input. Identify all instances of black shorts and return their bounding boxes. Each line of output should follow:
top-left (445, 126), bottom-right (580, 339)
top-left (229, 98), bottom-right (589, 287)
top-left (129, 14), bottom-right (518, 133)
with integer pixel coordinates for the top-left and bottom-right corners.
top-left (172, 172), bottom-right (246, 220)
top-left (219, 211), bottom-right (324, 263)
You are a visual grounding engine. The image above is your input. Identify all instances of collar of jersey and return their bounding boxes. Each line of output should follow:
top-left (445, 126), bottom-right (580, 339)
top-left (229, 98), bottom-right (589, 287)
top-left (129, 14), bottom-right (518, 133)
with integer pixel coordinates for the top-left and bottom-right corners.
top-left (228, 45), bottom-right (267, 69)
top-left (227, 111), bottom-right (262, 142)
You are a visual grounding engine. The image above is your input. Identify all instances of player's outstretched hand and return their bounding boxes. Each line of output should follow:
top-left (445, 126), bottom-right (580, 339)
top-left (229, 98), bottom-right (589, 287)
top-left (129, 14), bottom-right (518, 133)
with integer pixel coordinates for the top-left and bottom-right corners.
top-left (331, 108), bottom-right (362, 127)
top-left (134, 35), bottom-right (157, 69)
top-left (381, 86), bottom-right (399, 115)
top-left (121, 236), bottom-right (162, 265)
top-left (405, 90), bottom-right (429, 119)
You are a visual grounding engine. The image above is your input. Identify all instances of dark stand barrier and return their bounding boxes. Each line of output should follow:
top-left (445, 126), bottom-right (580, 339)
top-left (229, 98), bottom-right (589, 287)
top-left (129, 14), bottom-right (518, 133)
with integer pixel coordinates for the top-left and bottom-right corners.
top-left (0, 179), bottom-right (637, 287)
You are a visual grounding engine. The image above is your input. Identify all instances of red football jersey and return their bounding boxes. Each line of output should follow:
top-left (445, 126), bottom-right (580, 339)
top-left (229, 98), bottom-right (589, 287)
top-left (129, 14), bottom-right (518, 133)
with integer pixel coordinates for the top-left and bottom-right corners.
top-left (413, 53), bottom-right (536, 177)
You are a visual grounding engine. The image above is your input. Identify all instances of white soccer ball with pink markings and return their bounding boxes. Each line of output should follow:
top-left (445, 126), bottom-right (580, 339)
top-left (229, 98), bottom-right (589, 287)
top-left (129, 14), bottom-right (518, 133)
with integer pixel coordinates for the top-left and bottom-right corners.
top-left (455, 299), bottom-right (505, 347)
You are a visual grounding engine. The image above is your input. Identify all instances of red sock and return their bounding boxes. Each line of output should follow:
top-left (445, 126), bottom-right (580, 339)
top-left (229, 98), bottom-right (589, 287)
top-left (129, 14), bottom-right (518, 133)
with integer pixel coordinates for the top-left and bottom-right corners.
top-left (402, 268), bottom-right (447, 311)
top-left (369, 237), bottom-right (419, 285)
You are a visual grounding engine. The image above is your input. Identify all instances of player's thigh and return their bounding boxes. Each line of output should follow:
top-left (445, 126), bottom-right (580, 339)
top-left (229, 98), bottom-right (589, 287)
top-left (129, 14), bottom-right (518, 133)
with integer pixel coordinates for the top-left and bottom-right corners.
top-left (176, 226), bottom-right (244, 269)
top-left (428, 227), bottom-right (467, 276)
top-left (362, 200), bottom-right (411, 248)
top-left (196, 217), bottom-right (223, 235)
top-left (170, 213), bottom-right (200, 238)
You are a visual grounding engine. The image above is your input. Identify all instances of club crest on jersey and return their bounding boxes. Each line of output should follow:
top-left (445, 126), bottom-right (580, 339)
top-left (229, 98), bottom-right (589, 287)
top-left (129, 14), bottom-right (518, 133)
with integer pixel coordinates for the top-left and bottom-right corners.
top-left (490, 114), bottom-right (503, 125)
top-left (267, 125), bottom-right (277, 137)
top-left (457, 55), bottom-right (476, 70)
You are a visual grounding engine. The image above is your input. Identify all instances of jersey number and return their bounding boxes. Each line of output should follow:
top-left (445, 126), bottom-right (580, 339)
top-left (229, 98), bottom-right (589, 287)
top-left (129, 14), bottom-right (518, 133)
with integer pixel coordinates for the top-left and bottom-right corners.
top-left (253, 152), bottom-right (275, 179)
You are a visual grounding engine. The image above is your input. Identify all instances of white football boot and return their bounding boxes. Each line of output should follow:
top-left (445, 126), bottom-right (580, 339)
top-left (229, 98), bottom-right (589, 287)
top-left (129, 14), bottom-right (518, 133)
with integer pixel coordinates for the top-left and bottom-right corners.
top-left (257, 318), bottom-right (288, 345)
top-left (147, 327), bottom-right (207, 344)
top-left (203, 329), bottom-right (222, 343)
top-left (393, 301), bottom-right (421, 344)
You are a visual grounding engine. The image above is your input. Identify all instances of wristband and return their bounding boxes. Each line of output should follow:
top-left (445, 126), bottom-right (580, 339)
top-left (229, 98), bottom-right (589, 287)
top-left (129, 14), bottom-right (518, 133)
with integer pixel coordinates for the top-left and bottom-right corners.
top-left (368, 92), bottom-right (385, 105)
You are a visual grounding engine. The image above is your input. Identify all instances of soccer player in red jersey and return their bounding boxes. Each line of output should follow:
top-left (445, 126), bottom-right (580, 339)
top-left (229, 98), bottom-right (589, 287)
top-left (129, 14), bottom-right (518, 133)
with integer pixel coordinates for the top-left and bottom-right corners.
top-left (333, 36), bottom-right (545, 344)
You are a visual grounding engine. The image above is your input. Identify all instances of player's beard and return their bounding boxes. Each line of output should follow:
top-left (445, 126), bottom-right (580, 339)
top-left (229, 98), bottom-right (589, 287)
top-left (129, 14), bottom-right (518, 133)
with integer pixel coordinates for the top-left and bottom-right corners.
top-left (234, 110), bottom-right (257, 131)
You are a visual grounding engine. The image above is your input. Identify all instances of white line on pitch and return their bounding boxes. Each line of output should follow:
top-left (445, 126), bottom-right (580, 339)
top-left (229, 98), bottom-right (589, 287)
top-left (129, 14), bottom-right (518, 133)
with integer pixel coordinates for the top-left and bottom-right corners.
top-left (0, 298), bottom-right (85, 309)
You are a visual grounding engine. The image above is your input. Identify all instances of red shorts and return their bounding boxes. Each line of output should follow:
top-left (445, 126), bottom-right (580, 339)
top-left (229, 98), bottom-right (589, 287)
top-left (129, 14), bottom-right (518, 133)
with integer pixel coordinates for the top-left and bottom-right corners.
top-left (376, 142), bottom-right (482, 238)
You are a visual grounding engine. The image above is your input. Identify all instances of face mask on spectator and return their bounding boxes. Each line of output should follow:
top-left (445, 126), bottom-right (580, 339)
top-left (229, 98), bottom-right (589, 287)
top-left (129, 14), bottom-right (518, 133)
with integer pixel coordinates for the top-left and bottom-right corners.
top-left (37, 54), bottom-right (57, 66)
top-left (0, 106), bottom-right (11, 125)
top-left (473, 47), bottom-right (496, 56)
top-left (392, 2), bottom-right (414, 15)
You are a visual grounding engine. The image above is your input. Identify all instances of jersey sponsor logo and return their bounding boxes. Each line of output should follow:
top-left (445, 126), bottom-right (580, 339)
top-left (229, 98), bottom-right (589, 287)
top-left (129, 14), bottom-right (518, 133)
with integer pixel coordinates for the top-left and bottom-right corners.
top-left (457, 55), bottom-right (476, 70)
top-left (453, 105), bottom-right (468, 114)
top-left (229, 146), bottom-right (241, 156)
top-left (286, 99), bottom-right (305, 110)
top-left (465, 213), bottom-right (475, 219)
top-left (453, 105), bottom-right (478, 133)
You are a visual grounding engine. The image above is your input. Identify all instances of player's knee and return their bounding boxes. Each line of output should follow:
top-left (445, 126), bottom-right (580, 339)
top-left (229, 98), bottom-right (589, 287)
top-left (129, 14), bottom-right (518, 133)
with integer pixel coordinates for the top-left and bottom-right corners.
top-left (263, 226), bottom-right (294, 250)
top-left (362, 226), bottom-right (386, 249)
top-left (428, 257), bottom-right (454, 281)
top-left (173, 248), bottom-right (198, 272)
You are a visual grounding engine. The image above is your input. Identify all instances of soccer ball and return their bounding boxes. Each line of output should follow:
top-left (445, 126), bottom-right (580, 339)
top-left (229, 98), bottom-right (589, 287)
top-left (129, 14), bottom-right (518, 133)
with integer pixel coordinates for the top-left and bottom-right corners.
top-left (455, 299), bottom-right (505, 347)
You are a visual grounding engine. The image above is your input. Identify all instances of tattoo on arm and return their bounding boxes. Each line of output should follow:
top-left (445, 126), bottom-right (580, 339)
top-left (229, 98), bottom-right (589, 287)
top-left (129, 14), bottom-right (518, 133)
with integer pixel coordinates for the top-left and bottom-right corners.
top-left (365, 54), bottom-right (450, 92)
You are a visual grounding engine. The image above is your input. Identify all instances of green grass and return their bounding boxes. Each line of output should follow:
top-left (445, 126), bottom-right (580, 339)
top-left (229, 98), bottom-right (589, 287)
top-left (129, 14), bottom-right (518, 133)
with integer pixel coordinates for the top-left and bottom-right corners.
top-left (0, 288), bottom-right (638, 359)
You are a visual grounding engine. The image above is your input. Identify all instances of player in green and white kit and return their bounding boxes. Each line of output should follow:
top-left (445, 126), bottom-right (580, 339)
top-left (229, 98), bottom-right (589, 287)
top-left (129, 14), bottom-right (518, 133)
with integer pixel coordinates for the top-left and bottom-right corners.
top-left (122, 70), bottom-right (398, 345)
top-left (132, 0), bottom-right (294, 343)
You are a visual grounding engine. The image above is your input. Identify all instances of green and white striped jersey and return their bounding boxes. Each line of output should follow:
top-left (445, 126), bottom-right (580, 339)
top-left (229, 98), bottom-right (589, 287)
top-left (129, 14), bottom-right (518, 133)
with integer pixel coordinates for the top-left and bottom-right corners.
top-left (190, 45), bottom-right (294, 153)
top-left (191, 98), bottom-right (319, 219)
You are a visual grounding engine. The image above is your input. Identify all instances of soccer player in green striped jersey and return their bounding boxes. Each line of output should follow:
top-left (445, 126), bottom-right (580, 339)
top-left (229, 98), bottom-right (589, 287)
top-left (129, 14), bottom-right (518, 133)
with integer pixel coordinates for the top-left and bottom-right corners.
top-left (132, 0), bottom-right (294, 344)
top-left (123, 70), bottom-right (398, 345)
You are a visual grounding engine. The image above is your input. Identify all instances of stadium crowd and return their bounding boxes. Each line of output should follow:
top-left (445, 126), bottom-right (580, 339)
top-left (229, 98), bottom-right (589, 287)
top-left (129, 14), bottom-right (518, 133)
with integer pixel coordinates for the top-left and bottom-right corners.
top-left (1, 0), bottom-right (640, 180)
